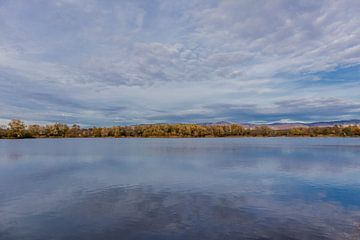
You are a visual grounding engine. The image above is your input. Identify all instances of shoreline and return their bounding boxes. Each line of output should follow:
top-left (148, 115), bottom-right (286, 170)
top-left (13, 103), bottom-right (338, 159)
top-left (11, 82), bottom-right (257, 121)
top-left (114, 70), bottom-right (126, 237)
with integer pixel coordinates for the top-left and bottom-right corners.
top-left (1, 136), bottom-right (360, 140)
top-left (2, 120), bottom-right (360, 139)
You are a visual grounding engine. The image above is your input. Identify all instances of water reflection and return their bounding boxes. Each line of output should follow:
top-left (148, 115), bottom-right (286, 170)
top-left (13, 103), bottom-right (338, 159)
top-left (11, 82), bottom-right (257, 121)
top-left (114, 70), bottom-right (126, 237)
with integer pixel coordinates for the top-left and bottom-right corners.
top-left (0, 138), bottom-right (360, 239)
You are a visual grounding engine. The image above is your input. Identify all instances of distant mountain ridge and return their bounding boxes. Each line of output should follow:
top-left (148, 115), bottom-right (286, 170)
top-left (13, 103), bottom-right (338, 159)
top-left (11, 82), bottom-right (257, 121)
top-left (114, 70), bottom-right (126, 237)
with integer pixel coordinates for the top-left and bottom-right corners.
top-left (200, 120), bottom-right (360, 130)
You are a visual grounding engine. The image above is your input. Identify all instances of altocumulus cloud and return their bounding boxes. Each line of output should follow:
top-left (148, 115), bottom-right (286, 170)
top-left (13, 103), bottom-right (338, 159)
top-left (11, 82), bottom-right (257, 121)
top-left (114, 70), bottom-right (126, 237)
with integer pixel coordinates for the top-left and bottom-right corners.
top-left (0, 0), bottom-right (360, 125)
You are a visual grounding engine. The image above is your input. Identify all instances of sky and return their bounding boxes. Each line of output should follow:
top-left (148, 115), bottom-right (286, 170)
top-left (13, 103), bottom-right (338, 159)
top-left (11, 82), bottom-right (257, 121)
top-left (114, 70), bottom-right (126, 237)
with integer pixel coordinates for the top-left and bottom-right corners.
top-left (0, 0), bottom-right (360, 126)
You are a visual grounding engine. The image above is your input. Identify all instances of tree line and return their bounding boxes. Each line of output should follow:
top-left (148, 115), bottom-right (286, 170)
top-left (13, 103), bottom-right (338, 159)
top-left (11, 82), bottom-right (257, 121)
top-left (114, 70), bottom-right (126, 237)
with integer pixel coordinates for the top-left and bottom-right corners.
top-left (1, 119), bottom-right (360, 139)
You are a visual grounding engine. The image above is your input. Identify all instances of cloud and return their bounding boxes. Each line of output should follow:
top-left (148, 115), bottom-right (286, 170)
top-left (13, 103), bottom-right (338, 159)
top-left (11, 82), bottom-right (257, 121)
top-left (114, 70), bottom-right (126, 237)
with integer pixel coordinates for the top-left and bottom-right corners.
top-left (0, 0), bottom-right (360, 124)
top-left (143, 97), bottom-right (360, 123)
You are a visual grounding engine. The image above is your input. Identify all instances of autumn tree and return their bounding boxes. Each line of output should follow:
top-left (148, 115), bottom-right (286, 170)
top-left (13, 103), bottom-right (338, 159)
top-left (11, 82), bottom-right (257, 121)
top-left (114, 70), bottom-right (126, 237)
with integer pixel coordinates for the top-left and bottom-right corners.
top-left (0, 125), bottom-right (7, 138)
top-left (1, 119), bottom-right (360, 138)
top-left (251, 126), bottom-right (273, 136)
top-left (67, 124), bottom-right (81, 137)
top-left (27, 124), bottom-right (42, 137)
top-left (8, 119), bottom-right (26, 138)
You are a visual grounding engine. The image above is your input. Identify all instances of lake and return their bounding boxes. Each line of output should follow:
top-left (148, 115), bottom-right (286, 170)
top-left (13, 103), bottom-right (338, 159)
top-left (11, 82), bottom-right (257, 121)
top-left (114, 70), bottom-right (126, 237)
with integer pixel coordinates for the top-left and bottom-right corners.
top-left (0, 138), bottom-right (360, 239)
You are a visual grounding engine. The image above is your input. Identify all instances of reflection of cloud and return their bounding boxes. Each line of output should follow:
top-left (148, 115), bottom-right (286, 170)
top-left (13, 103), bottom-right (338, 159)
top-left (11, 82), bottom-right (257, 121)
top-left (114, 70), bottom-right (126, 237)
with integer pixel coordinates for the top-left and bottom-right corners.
top-left (1, 139), bottom-right (360, 238)
top-left (1, 185), bottom-right (359, 239)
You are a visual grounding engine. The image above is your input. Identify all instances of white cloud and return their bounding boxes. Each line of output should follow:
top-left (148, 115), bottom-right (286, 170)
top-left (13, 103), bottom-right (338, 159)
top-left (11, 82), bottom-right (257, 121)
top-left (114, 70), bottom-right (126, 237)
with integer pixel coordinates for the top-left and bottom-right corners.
top-left (0, 0), bottom-right (360, 124)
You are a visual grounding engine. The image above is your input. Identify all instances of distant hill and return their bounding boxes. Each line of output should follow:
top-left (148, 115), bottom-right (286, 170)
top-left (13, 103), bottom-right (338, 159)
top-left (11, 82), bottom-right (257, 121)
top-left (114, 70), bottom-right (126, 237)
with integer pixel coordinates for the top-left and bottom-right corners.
top-left (306, 120), bottom-right (360, 127)
top-left (199, 120), bottom-right (360, 130)
top-left (200, 121), bottom-right (233, 126)
top-left (266, 123), bottom-right (309, 130)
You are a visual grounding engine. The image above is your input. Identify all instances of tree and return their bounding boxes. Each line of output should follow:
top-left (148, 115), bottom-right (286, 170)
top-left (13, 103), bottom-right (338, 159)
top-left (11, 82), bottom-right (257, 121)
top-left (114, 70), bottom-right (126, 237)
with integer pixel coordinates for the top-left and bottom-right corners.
top-left (8, 119), bottom-right (26, 138)
top-left (230, 124), bottom-right (244, 136)
top-left (1, 119), bottom-right (360, 138)
top-left (27, 124), bottom-right (42, 137)
top-left (45, 123), bottom-right (69, 137)
top-left (67, 124), bottom-right (81, 137)
top-left (0, 125), bottom-right (7, 138)
top-left (251, 126), bottom-right (273, 136)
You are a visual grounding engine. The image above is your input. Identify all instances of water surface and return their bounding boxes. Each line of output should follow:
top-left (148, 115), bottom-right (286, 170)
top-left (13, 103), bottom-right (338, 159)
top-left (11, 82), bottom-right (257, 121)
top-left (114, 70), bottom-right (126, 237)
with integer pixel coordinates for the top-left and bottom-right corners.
top-left (1, 138), bottom-right (360, 239)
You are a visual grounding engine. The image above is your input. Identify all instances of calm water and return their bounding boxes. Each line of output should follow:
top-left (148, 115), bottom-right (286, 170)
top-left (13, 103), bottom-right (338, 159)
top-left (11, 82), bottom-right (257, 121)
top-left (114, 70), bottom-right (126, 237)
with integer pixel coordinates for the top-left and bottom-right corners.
top-left (1, 138), bottom-right (360, 240)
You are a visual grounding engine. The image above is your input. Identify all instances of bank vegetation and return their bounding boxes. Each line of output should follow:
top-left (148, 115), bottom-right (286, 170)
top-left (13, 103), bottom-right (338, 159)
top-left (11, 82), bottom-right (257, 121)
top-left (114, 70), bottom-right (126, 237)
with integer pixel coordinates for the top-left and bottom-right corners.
top-left (1, 119), bottom-right (360, 139)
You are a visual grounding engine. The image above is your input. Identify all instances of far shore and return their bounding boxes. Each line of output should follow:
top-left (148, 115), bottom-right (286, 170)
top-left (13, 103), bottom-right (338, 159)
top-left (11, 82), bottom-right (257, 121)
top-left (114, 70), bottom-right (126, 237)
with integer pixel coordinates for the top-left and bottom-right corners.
top-left (0, 119), bottom-right (360, 139)
top-left (1, 119), bottom-right (360, 139)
